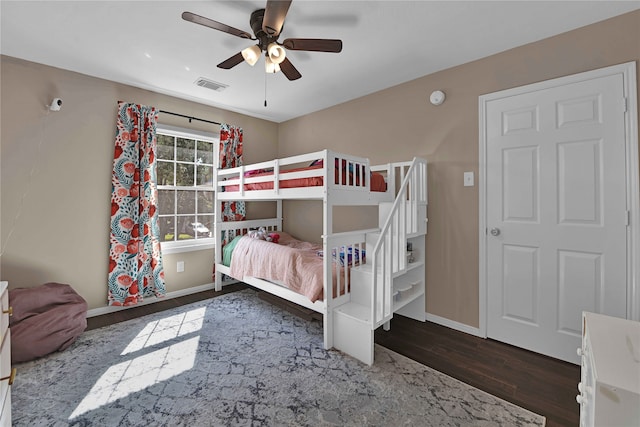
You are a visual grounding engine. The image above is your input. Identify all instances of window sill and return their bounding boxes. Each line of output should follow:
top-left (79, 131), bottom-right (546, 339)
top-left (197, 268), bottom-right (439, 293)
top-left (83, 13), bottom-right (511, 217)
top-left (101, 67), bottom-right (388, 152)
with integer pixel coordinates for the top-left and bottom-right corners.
top-left (161, 241), bottom-right (215, 255)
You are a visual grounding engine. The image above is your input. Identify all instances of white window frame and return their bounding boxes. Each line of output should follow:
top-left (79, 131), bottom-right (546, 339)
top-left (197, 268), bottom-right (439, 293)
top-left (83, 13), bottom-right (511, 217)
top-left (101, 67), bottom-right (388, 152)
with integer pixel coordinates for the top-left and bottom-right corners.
top-left (156, 124), bottom-right (218, 254)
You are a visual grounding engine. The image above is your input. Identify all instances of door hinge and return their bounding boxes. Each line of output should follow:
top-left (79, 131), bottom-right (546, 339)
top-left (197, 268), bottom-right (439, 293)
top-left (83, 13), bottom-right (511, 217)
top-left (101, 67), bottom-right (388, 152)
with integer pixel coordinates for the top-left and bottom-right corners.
top-left (623, 97), bottom-right (628, 113)
top-left (626, 210), bottom-right (631, 226)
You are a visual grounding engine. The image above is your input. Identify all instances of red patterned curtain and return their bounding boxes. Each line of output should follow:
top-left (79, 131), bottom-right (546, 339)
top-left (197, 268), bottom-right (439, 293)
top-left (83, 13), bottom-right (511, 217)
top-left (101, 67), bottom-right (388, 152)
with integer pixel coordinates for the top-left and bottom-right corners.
top-left (108, 102), bottom-right (166, 306)
top-left (219, 124), bottom-right (245, 223)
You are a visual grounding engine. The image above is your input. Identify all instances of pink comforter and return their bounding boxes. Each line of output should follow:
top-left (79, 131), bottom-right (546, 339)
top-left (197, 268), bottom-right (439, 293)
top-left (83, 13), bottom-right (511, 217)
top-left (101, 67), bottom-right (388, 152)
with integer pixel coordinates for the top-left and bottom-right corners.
top-left (229, 232), bottom-right (326, 302)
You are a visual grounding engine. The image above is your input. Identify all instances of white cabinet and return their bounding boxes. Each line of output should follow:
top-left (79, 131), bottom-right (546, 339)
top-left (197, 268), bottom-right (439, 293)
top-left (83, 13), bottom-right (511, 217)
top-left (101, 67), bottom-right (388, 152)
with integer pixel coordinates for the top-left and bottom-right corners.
top-left (577, 312), bottom-right (640, 427)
top-left (0, 282), bottom-right (12, 427)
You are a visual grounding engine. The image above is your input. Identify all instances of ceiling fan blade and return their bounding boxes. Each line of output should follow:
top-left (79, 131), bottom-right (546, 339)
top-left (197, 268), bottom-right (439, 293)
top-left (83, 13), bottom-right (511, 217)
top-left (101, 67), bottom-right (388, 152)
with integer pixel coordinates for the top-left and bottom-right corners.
top-left (182, 11), bottom-right (252, 39)
top-left (217, 52), bottom-right (245, 69)
top-left (262, 0), bottom-right (292, 37)
top-left (279, 57), bottom-right (302, 81)
top-left (282, 38), bottom-right (343, 53)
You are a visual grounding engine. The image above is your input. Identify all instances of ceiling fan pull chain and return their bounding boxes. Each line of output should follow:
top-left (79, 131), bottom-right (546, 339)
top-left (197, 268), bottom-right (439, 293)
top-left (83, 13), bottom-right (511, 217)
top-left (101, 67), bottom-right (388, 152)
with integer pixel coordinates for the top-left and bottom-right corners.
top-left (264, 71), bottom-right (268, 107)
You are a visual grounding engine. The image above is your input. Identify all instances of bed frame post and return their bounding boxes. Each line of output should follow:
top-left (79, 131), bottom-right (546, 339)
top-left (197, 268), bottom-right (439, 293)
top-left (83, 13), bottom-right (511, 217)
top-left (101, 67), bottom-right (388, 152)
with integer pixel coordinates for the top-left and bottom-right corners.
top-left (323, 150), bottom-right (333, 350)
top-left (214, 170), bottom-right (223, 291)
top-left (276, 199), bottom-right (283, 231)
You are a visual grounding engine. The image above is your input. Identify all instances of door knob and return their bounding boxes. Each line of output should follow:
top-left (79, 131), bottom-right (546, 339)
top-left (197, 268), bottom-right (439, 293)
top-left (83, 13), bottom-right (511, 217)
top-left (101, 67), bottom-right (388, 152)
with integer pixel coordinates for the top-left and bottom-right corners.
top-left (490, 228), bottom-right (501, 236)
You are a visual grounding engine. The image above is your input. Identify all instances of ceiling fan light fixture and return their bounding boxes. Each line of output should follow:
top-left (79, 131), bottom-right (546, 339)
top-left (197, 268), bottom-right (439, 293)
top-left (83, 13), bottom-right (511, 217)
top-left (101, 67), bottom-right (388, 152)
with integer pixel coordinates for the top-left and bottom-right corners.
top-left (265, 55), bottom-right (281, 73)
top-left (183, 2), bottom-right (342, 82)
top-left (267, 42), bottom-right (286, 64)
top-left (241, 45), bottom-right (261, 66)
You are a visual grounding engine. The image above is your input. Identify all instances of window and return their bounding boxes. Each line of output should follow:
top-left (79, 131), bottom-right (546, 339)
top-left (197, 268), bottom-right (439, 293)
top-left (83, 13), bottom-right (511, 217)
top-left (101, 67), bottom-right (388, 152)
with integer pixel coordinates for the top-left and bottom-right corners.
top-left (156, 125), bottom-right (217, 253)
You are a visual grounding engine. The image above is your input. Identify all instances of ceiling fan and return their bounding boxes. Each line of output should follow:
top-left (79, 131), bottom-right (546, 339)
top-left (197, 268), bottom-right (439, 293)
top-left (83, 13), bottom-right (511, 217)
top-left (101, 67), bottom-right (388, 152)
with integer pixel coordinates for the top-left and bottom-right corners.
top-left (182, 0), bottom-right (342, 81)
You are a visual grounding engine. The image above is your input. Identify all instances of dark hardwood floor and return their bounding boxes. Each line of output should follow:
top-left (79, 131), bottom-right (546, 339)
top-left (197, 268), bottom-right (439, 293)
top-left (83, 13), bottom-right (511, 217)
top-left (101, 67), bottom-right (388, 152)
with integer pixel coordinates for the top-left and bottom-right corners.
top-left (374, 315), bottom-right (580, 427)
top-left (87, 285), bottom-right (580, 426)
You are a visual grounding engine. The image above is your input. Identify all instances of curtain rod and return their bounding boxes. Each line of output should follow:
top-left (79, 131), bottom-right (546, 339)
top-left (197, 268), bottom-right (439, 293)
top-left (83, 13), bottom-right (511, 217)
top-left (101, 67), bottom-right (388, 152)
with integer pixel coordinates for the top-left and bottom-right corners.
top-left (159, 110), bottom-right (221, 126)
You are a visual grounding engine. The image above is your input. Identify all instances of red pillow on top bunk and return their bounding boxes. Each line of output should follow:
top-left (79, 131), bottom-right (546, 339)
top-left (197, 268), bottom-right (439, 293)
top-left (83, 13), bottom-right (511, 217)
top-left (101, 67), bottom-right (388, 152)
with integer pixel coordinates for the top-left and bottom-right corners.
top-left (309, 158), bottom-right (386, 192)
top-left (309, 158), bottom-right (355, 172)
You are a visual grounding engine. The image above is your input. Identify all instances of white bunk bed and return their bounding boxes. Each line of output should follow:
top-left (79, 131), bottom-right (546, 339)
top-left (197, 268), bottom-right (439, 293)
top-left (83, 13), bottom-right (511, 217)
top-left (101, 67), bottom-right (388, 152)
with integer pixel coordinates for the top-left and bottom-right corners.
top-left (214, 149), bottom-right (428, 364)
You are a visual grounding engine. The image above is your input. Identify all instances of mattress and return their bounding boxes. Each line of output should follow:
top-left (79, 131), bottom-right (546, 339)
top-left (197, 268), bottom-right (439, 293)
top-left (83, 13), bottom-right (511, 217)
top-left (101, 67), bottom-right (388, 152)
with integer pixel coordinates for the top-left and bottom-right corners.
top-left (224, 232), bottom-right (363, 302)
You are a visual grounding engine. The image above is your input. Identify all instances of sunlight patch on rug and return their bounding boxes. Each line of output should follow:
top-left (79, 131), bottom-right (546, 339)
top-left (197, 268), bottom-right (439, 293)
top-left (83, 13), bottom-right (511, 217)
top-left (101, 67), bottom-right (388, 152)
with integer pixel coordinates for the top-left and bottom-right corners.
top-left (121, 306), bottom-right (206, 355)
top-left (70, 307), bottom-right (205, 419)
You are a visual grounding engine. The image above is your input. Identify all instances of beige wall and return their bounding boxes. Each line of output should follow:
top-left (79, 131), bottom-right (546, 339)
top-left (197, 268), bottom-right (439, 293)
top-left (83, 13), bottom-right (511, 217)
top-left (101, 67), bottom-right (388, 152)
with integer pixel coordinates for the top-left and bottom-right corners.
top-left (0, 55), bottom-right (278, 309)
top-left (1, 11), bottom-right (638, 325)
top-left (278, 11), bottom-right (640, 328)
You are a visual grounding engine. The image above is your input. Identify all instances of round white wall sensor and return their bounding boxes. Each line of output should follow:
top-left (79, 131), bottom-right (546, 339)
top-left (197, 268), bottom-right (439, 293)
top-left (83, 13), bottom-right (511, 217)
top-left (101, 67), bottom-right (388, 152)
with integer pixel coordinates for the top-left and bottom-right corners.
top-left (430, 90), bottom-right (446, 106)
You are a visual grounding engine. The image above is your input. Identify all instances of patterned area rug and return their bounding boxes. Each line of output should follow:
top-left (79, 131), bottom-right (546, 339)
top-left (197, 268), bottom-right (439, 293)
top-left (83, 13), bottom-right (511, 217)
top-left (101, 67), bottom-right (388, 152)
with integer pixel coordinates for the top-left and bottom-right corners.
top-left (12, 289), bottom-right (545, 426)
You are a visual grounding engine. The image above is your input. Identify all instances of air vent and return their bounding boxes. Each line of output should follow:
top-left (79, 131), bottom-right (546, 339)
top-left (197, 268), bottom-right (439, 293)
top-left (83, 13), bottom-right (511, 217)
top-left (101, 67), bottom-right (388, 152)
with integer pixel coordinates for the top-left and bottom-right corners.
top-left (194, 77), bottom-right (228, 92)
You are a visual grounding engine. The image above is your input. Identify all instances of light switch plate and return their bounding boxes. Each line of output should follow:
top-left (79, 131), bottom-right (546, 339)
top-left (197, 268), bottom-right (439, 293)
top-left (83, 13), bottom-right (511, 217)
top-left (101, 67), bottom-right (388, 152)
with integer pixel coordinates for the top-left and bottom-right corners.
top-left (464, 172), bottom-right (474, 187)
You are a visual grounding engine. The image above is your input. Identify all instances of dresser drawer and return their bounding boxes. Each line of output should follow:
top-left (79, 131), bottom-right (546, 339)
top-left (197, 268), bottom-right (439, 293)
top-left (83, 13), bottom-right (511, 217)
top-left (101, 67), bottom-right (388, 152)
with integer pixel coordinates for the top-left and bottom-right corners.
top-left (0, 329), bottom-right (10, 412)
top-left (0, 283), bottom-right (8, 344)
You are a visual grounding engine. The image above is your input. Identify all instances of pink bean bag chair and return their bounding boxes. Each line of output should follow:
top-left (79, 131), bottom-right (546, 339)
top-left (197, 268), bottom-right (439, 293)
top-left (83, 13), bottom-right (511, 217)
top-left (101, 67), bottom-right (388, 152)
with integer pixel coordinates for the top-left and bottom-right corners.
top-left (9, 282), bottom-right (88, 363)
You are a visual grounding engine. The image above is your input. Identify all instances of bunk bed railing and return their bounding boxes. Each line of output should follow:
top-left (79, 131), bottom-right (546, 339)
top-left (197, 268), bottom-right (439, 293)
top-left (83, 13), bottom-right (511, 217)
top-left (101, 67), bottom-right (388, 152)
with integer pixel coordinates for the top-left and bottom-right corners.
top-left (370, 157), bottom-right (428, 329)
top-left (215, 149), bottom-right (392, 201)
top-left (323, 229), bottom-right (375, 304)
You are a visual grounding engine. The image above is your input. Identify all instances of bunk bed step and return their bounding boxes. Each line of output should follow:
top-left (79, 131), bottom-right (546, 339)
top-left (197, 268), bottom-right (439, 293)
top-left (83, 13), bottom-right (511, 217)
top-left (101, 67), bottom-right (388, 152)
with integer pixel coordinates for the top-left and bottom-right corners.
top-left (335, 301), bottom-right (371, 322)
top-left (349, 266), bottom-right (373, 306)
top-left (366, 231), bottom-right (380, 248)
top-left (378, 202), bottom-right (393, 229)
top-left (333, 302), bottom-right (374, 365)
top-left (351, 260), bottom-right (406, 278)
top-left (350, 264), bottom-right (401, 312)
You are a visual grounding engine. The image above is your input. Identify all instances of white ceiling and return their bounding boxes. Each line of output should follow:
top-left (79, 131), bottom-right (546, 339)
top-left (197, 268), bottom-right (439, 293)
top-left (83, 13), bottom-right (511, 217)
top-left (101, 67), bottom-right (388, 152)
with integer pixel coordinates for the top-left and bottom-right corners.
top-left (1, 1), bottom-right (638, 123)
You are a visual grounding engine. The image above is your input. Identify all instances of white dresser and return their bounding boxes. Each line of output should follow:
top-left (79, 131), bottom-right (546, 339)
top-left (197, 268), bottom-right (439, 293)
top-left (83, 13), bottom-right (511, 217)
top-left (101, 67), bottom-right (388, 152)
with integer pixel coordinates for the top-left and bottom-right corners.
top-left (0, 281), bottom-right (13, 427)
top-left (577, 311), bottom-right (640, 427)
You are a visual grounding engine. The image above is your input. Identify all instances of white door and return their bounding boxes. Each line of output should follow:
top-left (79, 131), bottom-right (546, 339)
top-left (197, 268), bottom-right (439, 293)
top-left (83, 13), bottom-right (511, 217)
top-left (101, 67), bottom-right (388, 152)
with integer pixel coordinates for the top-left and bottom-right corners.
top-left (485, 72), bottom-right (628, 363)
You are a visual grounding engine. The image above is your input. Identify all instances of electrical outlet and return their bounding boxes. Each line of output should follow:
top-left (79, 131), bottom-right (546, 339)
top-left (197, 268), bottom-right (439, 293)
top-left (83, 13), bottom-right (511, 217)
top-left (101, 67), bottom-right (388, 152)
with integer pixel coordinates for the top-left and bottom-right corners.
top-left (177, 261), bottom-right (185, 273)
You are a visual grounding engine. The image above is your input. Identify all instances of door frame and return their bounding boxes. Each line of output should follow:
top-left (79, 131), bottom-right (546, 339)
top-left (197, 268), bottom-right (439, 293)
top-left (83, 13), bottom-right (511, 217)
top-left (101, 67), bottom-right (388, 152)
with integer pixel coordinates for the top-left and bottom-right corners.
top-left (478, 61), bottom-right (640, 339)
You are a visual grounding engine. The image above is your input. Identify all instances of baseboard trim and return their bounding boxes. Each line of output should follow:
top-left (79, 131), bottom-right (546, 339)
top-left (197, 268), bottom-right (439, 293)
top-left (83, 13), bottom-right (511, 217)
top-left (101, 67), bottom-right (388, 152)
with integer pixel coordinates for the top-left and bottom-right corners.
top-left (86, 282), bottom-right (217, 318)
top-left (425, 312), bottom-right (483, 338)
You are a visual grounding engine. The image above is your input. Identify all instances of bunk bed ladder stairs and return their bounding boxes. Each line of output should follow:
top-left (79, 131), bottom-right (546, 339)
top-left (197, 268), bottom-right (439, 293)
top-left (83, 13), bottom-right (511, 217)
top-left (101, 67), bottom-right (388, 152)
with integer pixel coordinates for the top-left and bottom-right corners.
top-left (333, 158), bottom-right (427, 365)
